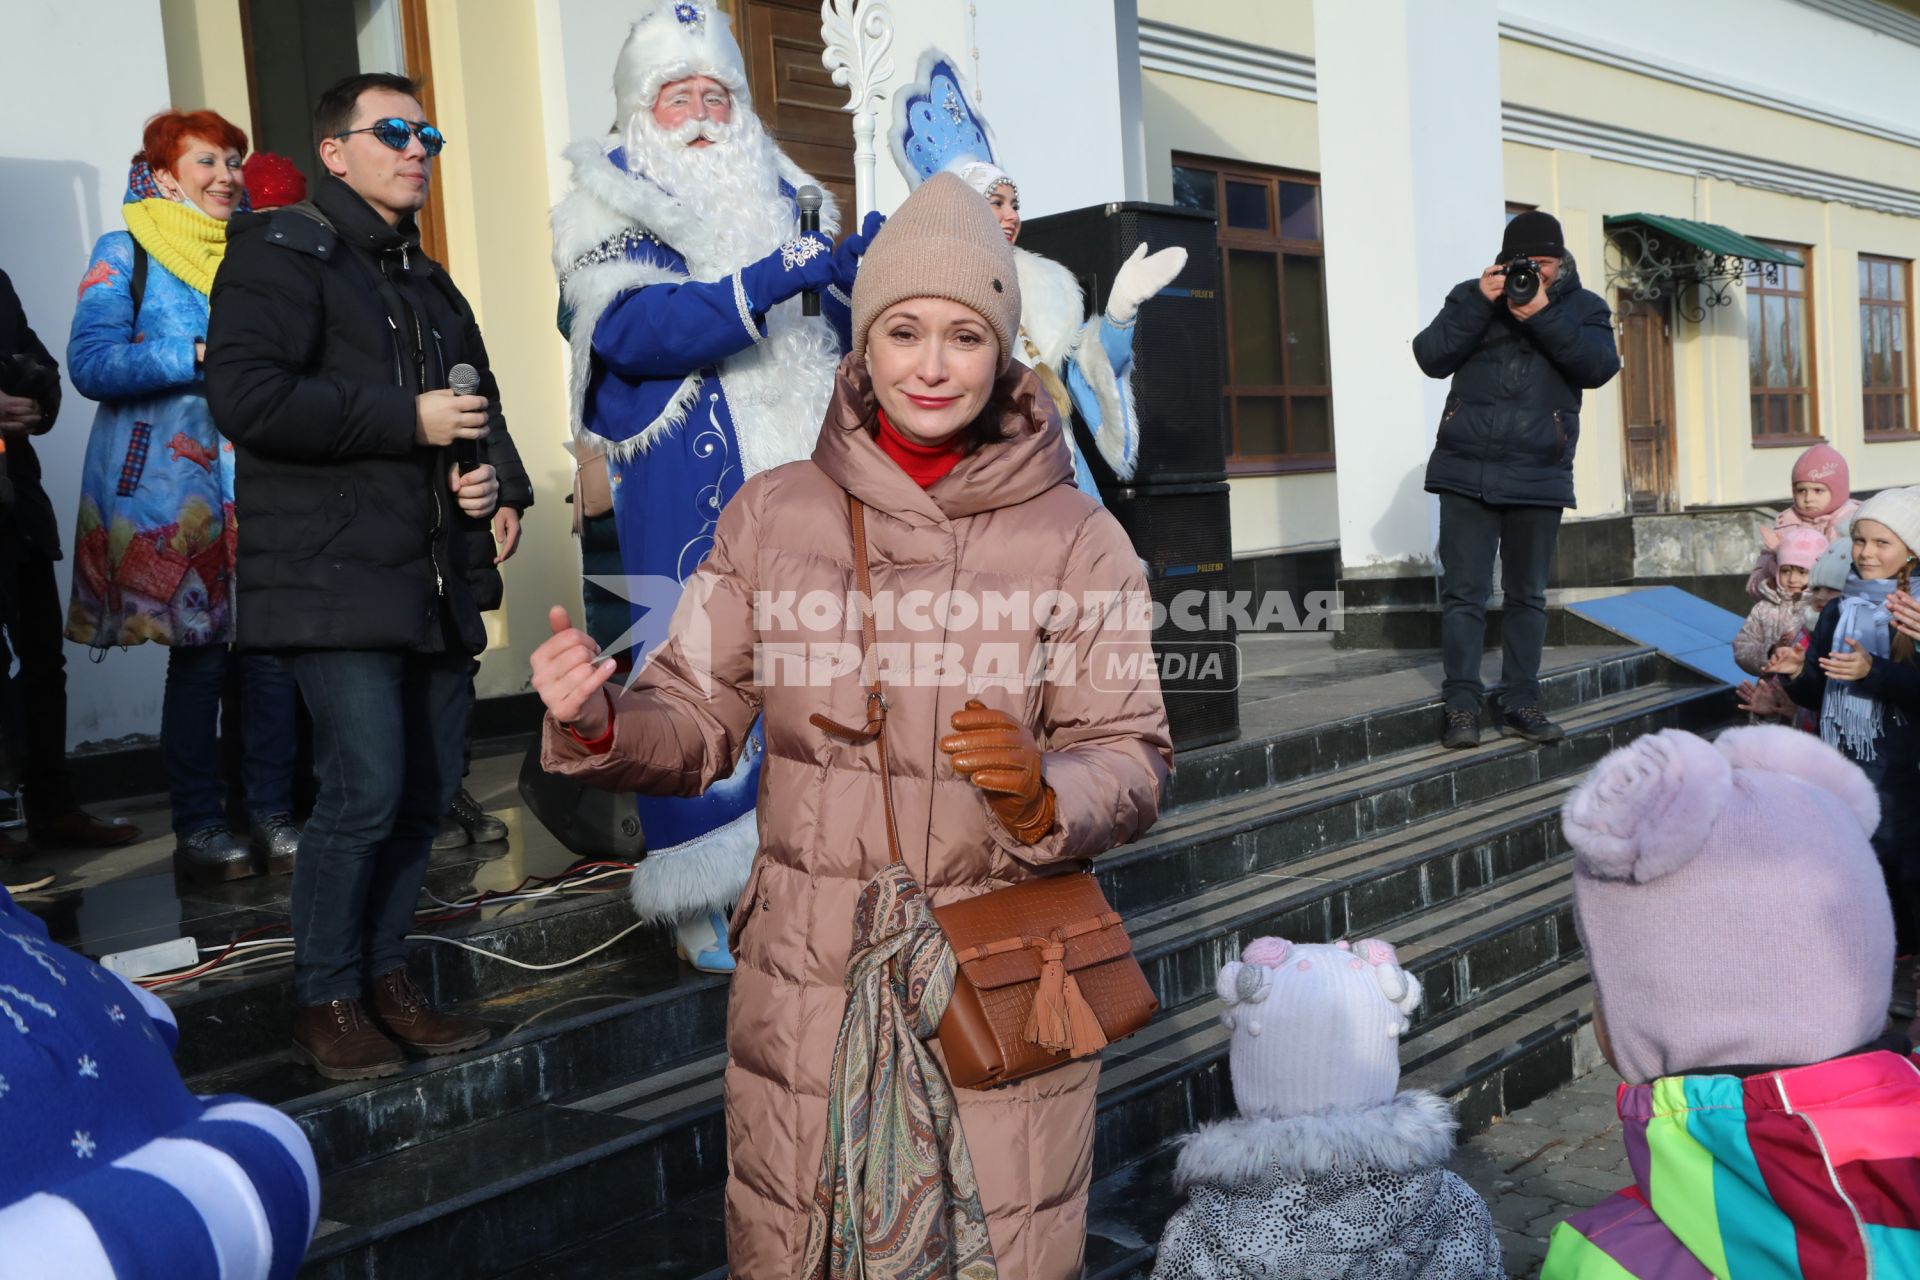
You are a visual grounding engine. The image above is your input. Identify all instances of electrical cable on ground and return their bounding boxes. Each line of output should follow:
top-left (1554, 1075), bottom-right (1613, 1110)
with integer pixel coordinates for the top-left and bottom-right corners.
top-left (134, 860), bottom-right (640, 988)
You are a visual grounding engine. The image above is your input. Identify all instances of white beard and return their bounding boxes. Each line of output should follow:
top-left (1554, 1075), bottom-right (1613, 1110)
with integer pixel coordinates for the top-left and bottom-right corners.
top-left (623, 111), bottom-right (796, 276)
top-left (547, 107), bottom-right (840, 477)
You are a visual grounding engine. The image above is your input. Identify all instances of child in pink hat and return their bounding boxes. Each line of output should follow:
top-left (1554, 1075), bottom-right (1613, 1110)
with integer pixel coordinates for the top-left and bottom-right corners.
top-left (1746, 442), bottom-right (1861, 599)
top-left (1734, 524), bottom-right (1829, 682)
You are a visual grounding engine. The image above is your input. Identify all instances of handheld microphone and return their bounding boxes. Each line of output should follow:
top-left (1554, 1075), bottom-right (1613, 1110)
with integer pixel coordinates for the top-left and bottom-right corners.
top-left (796, 186), bottom-right (823, 317)
top-left (448, 362), bottom-right (484, 476)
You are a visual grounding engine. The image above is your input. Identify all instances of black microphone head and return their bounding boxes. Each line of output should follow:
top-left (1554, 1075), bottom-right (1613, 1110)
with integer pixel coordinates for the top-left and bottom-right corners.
top-left (795, 185), bottom-right (823, 212)
top-left (448, 362), bottom-right (480, 396)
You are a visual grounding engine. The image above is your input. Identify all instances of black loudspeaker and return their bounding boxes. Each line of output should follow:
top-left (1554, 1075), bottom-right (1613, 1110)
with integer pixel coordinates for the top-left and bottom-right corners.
top-left (1016, 202), bottom-right (1226, 485)
top-left (1101, 481), bottom-right (1241, 751)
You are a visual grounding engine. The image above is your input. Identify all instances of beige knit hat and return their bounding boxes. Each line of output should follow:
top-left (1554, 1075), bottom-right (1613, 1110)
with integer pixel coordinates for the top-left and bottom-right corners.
top-left (851, 172), bottom-right (1022, 372)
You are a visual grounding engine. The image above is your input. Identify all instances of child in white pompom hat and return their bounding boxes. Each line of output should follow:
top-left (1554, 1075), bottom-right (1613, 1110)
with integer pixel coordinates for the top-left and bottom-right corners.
top-left (1151, 937), bottom-right (1501, 1280)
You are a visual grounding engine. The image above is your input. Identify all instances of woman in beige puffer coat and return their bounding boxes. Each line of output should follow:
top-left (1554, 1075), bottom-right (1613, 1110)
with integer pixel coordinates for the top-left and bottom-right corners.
top-left (533, 173), bottom-right (1172, 1279)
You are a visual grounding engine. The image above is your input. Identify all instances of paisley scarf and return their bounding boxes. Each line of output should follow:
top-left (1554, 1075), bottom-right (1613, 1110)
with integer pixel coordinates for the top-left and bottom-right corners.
top-left (1821, 573), bottom-right (1896, 761)
top-left (803, 861), bottom-right (999, 1280)
top-left (121, 196), bottom-right (229, 297)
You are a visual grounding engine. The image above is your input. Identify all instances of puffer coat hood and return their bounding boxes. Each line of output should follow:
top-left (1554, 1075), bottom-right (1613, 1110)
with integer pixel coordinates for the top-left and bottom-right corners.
top-left (542, 355), bottom-right (1172, 1279)
top-left (1415, 257), bottom-right (1620, 509)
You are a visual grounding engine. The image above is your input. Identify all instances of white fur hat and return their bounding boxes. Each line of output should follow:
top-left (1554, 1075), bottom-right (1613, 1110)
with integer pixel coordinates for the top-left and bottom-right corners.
top-left (1216, 936), bottom-right (1423, 1119)
top-left (613, 1), bottom-right (752, 127)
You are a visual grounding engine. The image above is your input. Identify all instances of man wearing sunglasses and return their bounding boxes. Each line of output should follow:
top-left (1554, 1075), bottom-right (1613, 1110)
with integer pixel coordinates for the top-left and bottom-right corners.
top-left (206, 72), bottom-right (526, 1081)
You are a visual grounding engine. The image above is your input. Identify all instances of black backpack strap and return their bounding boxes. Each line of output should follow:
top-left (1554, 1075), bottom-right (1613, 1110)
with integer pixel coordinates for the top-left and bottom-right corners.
top-left (130, 240), bottom-right (147, 322)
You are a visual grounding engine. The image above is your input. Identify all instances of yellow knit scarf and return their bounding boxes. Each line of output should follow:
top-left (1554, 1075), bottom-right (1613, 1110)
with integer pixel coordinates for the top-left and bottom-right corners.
top-left (122, 198), bottom-right (229, 296)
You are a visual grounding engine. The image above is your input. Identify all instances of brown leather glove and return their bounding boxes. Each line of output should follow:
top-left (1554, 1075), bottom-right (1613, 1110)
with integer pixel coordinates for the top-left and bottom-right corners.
top-left (938, 699), bottom-right (1057, 845)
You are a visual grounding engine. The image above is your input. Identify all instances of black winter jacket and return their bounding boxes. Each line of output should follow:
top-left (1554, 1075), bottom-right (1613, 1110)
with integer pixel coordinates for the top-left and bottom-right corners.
top-left (206, 177), bottom-right (519, 653)
top-left (1414, 259), bottom-right (1619, 508)
top-left (0, 267), bottom-right (63, 564)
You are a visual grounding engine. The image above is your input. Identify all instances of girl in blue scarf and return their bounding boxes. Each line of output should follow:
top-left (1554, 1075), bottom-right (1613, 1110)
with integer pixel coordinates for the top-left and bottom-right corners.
top-left (1781, 487), bottom-right (1920, 958)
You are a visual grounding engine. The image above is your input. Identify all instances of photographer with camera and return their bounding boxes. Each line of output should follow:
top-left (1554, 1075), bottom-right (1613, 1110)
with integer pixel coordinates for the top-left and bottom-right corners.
top-left (1414, 210), bottom-right (1620, 751)
top-left (0, 267), bottom-right (141, 886)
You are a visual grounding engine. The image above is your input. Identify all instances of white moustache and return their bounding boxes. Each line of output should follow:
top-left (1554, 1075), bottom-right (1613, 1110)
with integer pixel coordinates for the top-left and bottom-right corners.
top-left (662, 116), bottom-right (734, 147)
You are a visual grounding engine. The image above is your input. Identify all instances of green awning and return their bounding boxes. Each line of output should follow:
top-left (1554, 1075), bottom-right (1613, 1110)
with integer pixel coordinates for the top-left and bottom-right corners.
top-left (1603, 213), bottom-right (1801, 267)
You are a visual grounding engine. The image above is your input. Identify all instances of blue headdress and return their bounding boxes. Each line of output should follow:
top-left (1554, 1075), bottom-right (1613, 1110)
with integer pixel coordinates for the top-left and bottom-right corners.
top-left (889, 49), bottom-right (999, 189)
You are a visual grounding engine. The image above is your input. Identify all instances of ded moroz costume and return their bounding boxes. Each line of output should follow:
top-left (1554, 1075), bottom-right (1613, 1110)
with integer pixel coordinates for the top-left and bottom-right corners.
top-left (548, 0), bottom-right (878, 970)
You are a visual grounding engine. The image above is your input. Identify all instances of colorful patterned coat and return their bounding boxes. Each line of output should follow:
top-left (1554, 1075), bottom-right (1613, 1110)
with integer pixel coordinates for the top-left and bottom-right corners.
top-left (65, 230), bottom-right (235, 648)
top-left (1541, 1043), bottom-right (1920, 1279)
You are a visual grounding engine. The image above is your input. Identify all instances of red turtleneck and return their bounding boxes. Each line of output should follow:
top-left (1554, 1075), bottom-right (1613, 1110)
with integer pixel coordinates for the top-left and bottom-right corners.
top-left (876, 409), bottom-right (967, 489)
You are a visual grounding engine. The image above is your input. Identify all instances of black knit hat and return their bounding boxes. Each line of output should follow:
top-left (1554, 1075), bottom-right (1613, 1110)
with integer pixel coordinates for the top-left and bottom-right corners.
top-left (1500, 210), bottom-right (1565, 262)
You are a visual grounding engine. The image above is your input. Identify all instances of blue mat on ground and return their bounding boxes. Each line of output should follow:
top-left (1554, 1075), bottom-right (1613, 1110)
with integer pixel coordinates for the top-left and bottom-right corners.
top-left (1566, 586), bottom-right (1747, 686)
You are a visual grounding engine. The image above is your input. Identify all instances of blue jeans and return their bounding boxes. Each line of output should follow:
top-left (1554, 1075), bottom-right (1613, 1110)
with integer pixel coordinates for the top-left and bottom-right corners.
top-left (162, 644), bottom-right (299, 838)
top-left (1437, 492), bottom-right (1563, 714)
top-left (288, 646), bottom-right (471, 1005)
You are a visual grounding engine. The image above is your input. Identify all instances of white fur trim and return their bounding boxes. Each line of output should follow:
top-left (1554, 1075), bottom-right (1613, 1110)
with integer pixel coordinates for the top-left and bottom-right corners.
top-left (628, 808), bottom-right (758, 922)
top-left (1173, 1091), bottom-right (1459, 1191)
top-left (614, 2), bottom-right (753, 122)
top-left (1013, 248), bottom-right (1084, 372)
top-left (551, 138), bottom-right (840, 474)
top-left (1071, 314), bottom-right (1137, 480)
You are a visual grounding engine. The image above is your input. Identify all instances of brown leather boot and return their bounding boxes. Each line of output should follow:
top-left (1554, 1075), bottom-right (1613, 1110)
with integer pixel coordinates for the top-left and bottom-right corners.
top-left (292, 999), bottom-right (406, 1081)
top-left (369, 967), bottom-right (490, 1055)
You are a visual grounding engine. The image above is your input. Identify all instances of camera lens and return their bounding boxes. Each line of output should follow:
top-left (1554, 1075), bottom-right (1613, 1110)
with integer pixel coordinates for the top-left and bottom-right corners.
top-left (1505, 262), bottom-right (1540, 306)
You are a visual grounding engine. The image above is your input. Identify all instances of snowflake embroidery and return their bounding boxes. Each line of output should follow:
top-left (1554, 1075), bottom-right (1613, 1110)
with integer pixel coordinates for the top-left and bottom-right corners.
top-left (106, 1004), bottom-right (125, 1024)
top-left (943, 87), bottom-right (967, 125)
top-left (77, 1055), bottom-right (99, 1079)
top-left (779, 237), bottom-right (827, 271)
top-left (674, 2), bottom-right (703, 26)
top-left (0, 1074), bottom-right (9, 1099)
top-left (72, 1131), bottom-right (96, 1159)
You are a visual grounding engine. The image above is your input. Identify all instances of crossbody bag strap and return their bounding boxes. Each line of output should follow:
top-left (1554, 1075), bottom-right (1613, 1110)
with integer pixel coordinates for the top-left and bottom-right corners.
top-left (807, 494), bottom-right (905, 866)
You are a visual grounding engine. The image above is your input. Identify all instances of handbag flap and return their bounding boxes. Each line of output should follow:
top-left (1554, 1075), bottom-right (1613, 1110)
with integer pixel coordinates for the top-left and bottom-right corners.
top-left (934, 874), bottom-right (1133, 992)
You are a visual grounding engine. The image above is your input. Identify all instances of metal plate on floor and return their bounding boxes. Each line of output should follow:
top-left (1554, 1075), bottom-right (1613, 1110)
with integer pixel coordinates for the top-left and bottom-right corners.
top-left (1564, 586), bottom-right (1746, 686)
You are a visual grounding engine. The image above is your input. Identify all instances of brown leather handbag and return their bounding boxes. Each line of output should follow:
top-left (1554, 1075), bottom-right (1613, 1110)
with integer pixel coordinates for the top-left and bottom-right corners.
top-left (811, 495), bottom-right (1158, 1090)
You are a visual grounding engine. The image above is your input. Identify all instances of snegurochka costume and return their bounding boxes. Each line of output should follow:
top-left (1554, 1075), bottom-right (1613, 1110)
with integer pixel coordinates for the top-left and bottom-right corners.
top-left (549, 0), bottom-right (873, 971)
top-left (889, 51), bottom-right (1186, 499)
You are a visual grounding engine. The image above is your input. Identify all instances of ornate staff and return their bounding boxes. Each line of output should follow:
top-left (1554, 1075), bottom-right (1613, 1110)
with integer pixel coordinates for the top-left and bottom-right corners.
top-left (820, 0), bottom-right (895, 221)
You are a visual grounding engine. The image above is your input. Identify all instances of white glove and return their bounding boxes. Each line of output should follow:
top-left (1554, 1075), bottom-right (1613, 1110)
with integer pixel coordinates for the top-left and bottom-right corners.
top-left (1106, 242), bottom-right (1189, 327)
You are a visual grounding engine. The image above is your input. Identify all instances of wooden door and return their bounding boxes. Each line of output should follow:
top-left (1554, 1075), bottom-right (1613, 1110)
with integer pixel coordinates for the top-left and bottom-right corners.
top-left (731, 0), bottom-right (856, 217)
top-left (1617, 292), bottom-right (1678, 513)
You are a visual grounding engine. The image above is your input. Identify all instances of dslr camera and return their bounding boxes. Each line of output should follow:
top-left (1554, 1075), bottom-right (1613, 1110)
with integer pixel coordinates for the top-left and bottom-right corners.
top-left (1497, 254), bottom-right (1543, 308)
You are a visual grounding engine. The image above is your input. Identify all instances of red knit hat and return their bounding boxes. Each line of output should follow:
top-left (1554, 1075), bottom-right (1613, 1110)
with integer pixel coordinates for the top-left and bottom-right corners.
top-left (1790, 443), bottom-right (1851, 514)
top-left (242, 153), bottom-right (307, 210)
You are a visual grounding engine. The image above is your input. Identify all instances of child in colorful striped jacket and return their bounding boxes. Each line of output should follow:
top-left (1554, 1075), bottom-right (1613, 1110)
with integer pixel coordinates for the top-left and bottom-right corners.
top-left (1542, 726), bottom-right (1916, 1280)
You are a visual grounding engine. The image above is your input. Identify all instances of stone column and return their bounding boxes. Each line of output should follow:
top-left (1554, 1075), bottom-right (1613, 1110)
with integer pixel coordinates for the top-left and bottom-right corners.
top-left (1313, 0), bottom-right (1506, 590)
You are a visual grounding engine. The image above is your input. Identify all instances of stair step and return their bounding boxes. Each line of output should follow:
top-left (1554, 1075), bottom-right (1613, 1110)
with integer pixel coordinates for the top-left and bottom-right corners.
top-left (277, 645), bottom-right (1689, 1275)
top-left (220, 675), bottom-right (1701, 1181)
top-left (507, 962), bottom-right (1598, 1280)
top-left (297, 847), bottom-right (1586, 1278)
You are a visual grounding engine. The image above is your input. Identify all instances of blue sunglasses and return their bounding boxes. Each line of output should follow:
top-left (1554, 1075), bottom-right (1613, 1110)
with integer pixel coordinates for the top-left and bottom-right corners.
top-left (334, 117), bottom-right (446, 157)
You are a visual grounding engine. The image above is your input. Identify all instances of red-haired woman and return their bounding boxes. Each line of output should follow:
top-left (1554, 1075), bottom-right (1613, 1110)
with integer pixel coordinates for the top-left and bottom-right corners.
top-left (65, 109), bottom-right (300, 883)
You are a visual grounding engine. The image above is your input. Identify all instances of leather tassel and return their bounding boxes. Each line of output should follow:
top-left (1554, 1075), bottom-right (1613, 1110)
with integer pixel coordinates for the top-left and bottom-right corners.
top-left (1060, 971), bottom-right (1109, 1057)
top-left (1025, 940), bottom-right (1109, 1057)
top-left (1027, 940), bottom-right (1073, 1052)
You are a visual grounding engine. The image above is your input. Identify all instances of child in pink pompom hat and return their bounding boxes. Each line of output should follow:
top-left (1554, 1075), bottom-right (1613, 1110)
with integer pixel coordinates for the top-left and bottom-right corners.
top-left (1540, 726), bottom-right (1915, 1280)
top-left (1734, 524), bottom-right (1830, 682)
top-left (1746, 442), bottom-right (1861, 599)
top-left (1151, 937), bottom-right (1500, 1279)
